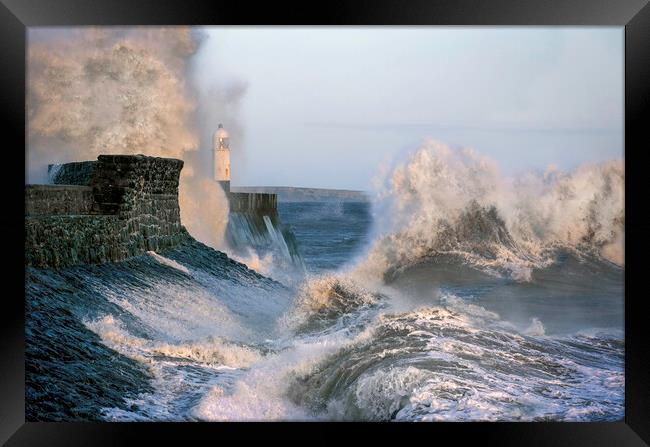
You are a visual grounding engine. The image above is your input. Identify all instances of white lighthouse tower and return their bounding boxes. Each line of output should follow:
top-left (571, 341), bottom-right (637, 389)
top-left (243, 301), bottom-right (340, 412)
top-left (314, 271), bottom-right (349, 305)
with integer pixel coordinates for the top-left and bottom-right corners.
top-left (213, 123), bottom-right (231, 193)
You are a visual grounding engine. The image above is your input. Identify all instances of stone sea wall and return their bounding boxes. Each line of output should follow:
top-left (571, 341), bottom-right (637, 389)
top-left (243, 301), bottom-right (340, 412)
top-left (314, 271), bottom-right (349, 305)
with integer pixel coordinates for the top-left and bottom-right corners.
top-left (225, 190), bottom-right (304, 271)
top-left (231, 186), bottom-right (368, 202)
top-left (25, 185), bottom-right (96, 216)
top-left (227, 192), bottom-right (277, 213)
top-left (26, 155), bottom-right (190, 268)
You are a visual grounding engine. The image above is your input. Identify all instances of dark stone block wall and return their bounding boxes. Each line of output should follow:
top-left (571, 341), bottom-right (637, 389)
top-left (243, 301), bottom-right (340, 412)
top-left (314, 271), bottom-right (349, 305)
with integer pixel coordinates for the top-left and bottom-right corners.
top-left (25, 185), bottom-right (96, 216)
top-left (228, 192), bottom-right (277, 213)
top-left (26, 155), bottom-right (189, 268)
top-left (25, 216), bottom-right (123, 268)
top-left (91, 155), bottom-right (187, 254)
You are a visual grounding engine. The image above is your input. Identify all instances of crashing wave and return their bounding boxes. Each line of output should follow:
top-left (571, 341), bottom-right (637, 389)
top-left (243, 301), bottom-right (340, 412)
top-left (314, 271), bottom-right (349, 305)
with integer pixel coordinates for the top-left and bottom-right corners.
top-left (285, 295), bottom-right (623, 421)
top-left (356, 141), bottom-right (624, 282)
top-left (85, 314), bottom-right (262, 369)
top-left (279, 275), bottom-right (380, 332)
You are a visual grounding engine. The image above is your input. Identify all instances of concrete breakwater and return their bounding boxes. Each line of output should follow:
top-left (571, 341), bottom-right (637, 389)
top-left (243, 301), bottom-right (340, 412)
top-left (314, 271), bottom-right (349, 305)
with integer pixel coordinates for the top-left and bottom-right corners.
top-left (25, 155), bottom-right (189, 268)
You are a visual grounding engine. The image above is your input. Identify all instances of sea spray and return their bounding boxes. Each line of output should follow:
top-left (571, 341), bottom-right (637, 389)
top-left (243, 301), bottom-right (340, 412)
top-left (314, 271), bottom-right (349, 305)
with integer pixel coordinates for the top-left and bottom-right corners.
top-left (225, 211), bottom-right (307, 284)
top-left (354, 140), bottom-right (624, 282)
top-left (27, 27), bottom-right (241, 251)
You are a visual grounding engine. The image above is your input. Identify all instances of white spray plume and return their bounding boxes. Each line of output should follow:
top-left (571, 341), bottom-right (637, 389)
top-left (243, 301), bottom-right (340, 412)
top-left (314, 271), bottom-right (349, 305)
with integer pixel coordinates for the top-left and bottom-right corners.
top-left (27, 26), bottom-right (246, 249)
top-left (356, 139), bottom-right (624, 281)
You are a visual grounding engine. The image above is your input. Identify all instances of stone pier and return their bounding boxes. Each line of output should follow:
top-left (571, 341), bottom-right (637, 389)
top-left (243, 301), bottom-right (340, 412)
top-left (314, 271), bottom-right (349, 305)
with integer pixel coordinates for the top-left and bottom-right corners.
top-left (25, 155), bottom-right (190, 268)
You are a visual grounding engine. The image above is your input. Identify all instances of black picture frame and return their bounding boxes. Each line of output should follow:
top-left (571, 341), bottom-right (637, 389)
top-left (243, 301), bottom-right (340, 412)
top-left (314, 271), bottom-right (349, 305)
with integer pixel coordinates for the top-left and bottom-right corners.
top-left (2, 0), bottom-right (648, 445)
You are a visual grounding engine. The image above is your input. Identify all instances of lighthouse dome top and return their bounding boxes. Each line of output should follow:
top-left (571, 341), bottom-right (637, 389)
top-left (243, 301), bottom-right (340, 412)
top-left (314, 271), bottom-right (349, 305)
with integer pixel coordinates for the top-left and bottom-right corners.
top-left (215, 123), bottom-right (229, 139)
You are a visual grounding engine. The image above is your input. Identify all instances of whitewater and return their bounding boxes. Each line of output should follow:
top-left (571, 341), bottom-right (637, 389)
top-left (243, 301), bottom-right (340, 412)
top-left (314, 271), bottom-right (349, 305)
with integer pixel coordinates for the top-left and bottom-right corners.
top-left (26, 142), bottom-right (624, 421)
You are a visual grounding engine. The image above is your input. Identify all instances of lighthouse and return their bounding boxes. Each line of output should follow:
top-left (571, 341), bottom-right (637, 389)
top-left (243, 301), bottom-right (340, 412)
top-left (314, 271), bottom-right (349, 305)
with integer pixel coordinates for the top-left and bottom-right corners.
top-left (213, 123), bottom-right (231, 193)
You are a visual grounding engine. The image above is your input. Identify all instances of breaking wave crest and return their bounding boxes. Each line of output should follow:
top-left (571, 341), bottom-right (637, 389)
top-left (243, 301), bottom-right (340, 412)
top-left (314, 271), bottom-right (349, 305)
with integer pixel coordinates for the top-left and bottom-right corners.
top-left (284, 293), bottom-right (623, 422)
top-left (86, 315), bottom-right (261, 369)
top-left (280, 276), bottom-right (380, 332)
top-left (276, 140), bottom-right (624, 343)
top-left (356, 141), bottom-right (624, 282)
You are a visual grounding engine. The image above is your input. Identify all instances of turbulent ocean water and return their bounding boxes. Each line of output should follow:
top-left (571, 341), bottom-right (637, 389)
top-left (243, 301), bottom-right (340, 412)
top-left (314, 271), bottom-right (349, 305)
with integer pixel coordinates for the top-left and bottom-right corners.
top-left (26, 145), bottom-right (625, 422)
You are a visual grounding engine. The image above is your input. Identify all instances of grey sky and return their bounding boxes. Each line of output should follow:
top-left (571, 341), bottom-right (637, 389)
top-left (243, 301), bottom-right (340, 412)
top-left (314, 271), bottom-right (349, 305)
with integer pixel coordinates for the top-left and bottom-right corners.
top-left (195, 27), bottom-right (623, 191)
